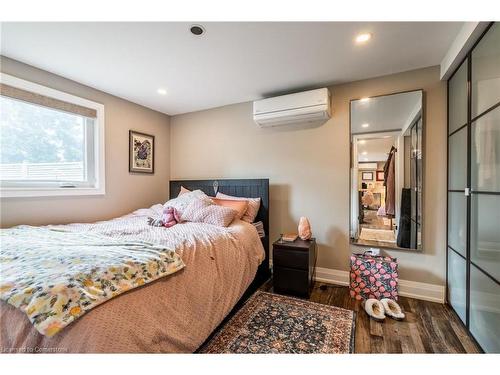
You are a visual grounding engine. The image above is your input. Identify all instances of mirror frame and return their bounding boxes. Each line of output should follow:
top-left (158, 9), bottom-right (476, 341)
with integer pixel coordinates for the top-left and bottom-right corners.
top-left (349, 89), bottom-right (425, 252)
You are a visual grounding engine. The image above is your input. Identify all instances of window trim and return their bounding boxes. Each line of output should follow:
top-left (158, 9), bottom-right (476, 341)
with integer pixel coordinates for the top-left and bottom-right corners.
top-left (0, 73), bottom-right (105, 198)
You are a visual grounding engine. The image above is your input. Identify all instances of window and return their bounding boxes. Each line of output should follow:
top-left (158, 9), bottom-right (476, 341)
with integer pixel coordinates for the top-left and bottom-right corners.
top-left (0, 73), bottom-right (105, 197)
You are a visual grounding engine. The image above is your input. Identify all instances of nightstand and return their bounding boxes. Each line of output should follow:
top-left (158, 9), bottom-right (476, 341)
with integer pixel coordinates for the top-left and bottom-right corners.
top-left (272, 238), bottom-right (317, 298)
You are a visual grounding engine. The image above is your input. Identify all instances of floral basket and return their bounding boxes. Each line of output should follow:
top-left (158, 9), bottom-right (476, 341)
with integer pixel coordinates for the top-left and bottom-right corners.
top-left (349, 252), bottom-right (399, 301)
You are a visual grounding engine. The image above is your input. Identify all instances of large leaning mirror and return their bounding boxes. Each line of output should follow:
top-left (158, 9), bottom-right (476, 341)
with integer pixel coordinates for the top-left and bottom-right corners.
top-left (350, 90), bottom-right (423, 251)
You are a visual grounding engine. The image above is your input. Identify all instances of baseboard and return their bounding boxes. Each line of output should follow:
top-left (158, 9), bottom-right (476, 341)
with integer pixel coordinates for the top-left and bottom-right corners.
top-left (314, 267), bottom-right (445, 303)
top-left (397, 279), bottom-right (445, 303)
top-left (315, 267), bottom-right (351, 286)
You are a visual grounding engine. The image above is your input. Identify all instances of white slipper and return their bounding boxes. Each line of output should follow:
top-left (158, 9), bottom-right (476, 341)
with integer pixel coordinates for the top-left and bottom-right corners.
top-left (381, 298), bottom-right (405, 320)
top-left (363, 299), bottom-right (386, 321)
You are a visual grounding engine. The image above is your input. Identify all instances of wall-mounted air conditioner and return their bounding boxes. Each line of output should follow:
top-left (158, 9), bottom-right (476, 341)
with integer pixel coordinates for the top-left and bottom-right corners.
top-left (253, 88), bottom-right (331, 127)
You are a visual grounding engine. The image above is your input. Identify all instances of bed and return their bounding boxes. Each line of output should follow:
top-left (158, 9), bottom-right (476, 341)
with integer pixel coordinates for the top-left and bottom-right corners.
top-left (0, 178), bottom-right (270, 353)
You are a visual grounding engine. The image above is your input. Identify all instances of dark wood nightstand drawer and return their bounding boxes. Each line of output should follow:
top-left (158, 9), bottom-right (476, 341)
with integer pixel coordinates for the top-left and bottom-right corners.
top-left (272, 238), bottom-right (316, 298)
top-left (273, 247), bottom-right (308, 270)
top-left (273, 266), bottom-right (309, 297)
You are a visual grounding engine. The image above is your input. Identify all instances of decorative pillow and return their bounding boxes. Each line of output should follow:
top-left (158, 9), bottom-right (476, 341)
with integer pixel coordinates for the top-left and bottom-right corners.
top-left (215, 192), bottom-right (261, 223)
top-left (178, 186), bottom-right (191, 196)
top-left (252, 221), bottom-right (266, 238)
top-left (181, 197), bottom-right (238, 227)
top-left (164, 189), bottom-right (207, 215)
top-left (211, 198), bottom-right (248, 220)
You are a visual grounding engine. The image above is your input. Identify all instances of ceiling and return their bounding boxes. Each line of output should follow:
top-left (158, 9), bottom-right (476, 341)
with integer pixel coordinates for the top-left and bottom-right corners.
top-left (357, 137), bottom-right (395, 162)
top-left (351, 90), bottom-right (422, 134)
top-left (1, 22), bottom-right (462, 115)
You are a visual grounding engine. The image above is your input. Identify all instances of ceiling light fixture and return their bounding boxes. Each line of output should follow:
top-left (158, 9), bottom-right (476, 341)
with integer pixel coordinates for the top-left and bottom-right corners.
top-left (362, 151), bottom-right (368, 155)
top-left (157, 88), bottom-right (167, 95)
top-left (359, 140), bottom-right (366, 145)
top-left (360, 97), bottom-right (370, 103)
top-left (190, 24), bottom-right (205, 36)
top-left (355, 33), bottom-right (372, 44)
top-left (361, 123), bottom-right (370, 128)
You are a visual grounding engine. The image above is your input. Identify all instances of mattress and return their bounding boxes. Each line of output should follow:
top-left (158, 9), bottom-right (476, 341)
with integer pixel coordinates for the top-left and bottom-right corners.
top-left (0, 204), bottom-right (265, 353)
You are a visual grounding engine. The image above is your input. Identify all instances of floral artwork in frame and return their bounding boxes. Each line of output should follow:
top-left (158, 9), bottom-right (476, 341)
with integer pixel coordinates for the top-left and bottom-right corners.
top-left (129, 130), bottom-right (154, 174)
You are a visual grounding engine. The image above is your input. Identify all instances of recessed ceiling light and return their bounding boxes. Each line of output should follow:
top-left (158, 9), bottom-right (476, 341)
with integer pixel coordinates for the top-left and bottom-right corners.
top-left (361, 123), bottom-right (370, 128)
top-left (359, 140), bottom-right (366, 145)
top-left (360, 97), bottom-right (370, 103)
top-left (190, 24), bottom-right (205, 36)
top-left (355, 33), bottom-right (372, 44)
top-left (157, 88), bottom-right (167, 95)
top-left (362, 151), bottom-right (368, 155)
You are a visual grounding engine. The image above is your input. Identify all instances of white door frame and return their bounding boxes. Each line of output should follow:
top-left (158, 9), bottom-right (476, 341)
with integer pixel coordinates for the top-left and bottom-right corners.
top-left (351, 132), bottom-right (401, 240)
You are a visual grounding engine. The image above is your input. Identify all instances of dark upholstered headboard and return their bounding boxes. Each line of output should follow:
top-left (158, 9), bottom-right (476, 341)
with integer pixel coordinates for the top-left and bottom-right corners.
top-left (169, 179), bottom-right (271, 286)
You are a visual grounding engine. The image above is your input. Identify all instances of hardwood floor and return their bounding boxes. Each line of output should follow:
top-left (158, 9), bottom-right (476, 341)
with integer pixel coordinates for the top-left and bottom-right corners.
top-left (260, 280), bottom-right (481, 353)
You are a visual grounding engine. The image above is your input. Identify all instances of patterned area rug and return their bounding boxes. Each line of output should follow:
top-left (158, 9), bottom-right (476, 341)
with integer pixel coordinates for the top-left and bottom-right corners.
top-left (199, 291), bottom-right (355, 353)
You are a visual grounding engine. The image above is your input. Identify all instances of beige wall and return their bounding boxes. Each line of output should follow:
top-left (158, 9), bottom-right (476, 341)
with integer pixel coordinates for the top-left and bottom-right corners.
top-left (0, 56), bottom-right (171, 227)
top-left (170, 66), bottom-right (447, 285)
top-left (0, 58), bottom-right (447, 285)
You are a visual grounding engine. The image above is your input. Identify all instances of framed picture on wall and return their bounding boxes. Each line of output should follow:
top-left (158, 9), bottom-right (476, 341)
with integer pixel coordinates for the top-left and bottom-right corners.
top-left (129, 130), bottom-right (155, 174)
top-left (376, 171), bottom-right (385, 181)
top-left (362, 172), bottom-right (373, 181)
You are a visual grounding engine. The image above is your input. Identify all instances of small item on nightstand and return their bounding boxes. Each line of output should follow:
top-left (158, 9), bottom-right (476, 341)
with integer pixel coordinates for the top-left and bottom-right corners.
top-left (281, 233), bottom-right (298, 242)
top-left (298, 216), bottom-right (312, 240)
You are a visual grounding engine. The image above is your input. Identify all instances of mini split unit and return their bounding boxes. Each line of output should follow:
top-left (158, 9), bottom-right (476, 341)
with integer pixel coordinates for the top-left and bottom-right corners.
top-left (253, 88), bottom-right (331, 127)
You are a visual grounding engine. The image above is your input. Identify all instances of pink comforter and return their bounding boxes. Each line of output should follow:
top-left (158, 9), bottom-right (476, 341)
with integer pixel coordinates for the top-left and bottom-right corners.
top-left (0, 205), bottom-right (265, 353)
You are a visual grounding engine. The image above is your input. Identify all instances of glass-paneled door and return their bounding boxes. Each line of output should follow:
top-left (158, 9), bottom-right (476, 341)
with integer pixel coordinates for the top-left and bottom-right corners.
top-left (448, 56), bottom-right (468, 325)
top-left (447, 22), bottom-right (500, 353)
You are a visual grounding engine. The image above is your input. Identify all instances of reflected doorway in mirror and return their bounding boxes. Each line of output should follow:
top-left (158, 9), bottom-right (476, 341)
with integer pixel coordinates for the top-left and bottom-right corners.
top-left (349, 90), bottom-right (423, 251)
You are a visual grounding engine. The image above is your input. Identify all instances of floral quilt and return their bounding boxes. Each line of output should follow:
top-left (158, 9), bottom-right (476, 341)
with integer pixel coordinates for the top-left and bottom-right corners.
top-left (0, 226), bottom-right (185, 337)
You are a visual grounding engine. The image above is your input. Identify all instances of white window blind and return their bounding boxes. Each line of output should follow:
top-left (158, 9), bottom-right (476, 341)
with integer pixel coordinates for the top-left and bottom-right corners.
top-left (0, 73), bottom-right (105, 197)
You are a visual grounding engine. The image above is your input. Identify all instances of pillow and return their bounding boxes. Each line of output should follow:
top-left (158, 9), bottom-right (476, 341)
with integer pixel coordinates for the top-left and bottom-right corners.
top-left (211, 198), bottom-right (248, 220)
top-left (164, 189), bottom-right (207, 215)
top-left (215, 192), bottom-right (261, 223)
top-left (178, 186), bottom-right (191, 196)
top-left (181, 197), bottom-right (238, 227)
top-left (252, 221), bottom-right (266, 238)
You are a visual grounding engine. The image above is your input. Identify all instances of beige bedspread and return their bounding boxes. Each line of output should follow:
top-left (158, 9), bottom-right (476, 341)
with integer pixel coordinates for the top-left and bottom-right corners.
top-left (0, 204), bottom-right (265, 353)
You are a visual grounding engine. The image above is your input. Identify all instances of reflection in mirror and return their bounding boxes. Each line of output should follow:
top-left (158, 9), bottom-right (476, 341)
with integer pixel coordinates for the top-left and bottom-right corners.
top-left (350, 90), bottom-right (423, 250)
